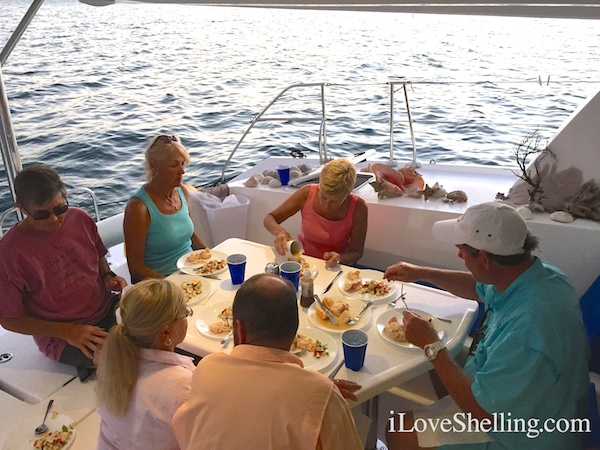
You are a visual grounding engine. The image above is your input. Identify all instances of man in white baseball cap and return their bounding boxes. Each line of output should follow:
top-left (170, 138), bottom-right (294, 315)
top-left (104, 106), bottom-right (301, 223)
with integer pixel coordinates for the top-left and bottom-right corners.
top-left (383, 201), bottom-right (590, 450)
top-left (432, 201), bottom-right (529, 256)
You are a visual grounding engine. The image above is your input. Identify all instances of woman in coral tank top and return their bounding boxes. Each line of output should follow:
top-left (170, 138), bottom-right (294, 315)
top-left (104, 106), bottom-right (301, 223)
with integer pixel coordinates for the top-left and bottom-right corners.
top-left (264, 158), bottom-right (368, 268)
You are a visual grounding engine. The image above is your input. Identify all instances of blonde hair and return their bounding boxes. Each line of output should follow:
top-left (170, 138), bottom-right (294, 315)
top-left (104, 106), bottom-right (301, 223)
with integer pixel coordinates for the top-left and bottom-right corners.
top-left (143, 136), bottom-right (191, 182)
top-left (319, 158), bottom-right (357, 195)
top-left (95, 279), bottom-right (186, 416)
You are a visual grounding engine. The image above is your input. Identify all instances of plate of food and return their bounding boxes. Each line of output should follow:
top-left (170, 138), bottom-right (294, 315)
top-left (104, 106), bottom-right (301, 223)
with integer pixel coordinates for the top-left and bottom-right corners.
top-left (195, 300), bottom-right (233, 340)
top-left (307, 296), bottom-right (372, 334)
top-left (167, 274), bottom-right (211, 306)
top-left (2, 412), bottom-right (76, 450)
top-left (376, 308), bottom-right (447, 349)
top-left (290, 327), bottom-right (338, 373)
top-left (338, 269), bottom-right (397, 303)
top-left (177, 249), bottom-right (228, 276)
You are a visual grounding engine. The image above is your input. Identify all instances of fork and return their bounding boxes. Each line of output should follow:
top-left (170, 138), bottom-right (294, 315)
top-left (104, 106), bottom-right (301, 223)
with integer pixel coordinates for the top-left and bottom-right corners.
top-left (221, 329), bottom-right (233, 346)
top-left (388, 284), bottom-right (406, 308)
top-left (347, 300), bottom-right (374, 325)
top-left (391, 286), bottom-right (453, 323)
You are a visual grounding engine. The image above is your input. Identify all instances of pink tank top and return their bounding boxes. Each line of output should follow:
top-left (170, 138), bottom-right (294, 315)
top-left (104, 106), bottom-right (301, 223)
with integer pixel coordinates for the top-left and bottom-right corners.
top-left (298, 184), bottom-right (359, 258)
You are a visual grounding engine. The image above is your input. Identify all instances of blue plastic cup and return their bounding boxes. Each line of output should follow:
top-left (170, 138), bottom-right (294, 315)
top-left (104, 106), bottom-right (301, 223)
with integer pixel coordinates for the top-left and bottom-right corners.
top-left (226, 254), bottom-right (247, 285)
top-left (280, 261), bottom-right (302, 290)
top-left (277, 165), bottom-right (291, 185)
top-left (342, 329), bottom-right (368, 371)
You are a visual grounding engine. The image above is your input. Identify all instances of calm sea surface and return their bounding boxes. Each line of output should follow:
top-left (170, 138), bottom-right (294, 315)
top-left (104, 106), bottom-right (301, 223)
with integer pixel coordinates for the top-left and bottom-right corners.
top-left (1, 0), bottom-right (600, 218)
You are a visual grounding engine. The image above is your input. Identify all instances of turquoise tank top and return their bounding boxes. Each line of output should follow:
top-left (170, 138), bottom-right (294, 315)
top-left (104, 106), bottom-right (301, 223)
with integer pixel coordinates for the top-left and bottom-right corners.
top-left (133, 187), bottom-right (194, 276)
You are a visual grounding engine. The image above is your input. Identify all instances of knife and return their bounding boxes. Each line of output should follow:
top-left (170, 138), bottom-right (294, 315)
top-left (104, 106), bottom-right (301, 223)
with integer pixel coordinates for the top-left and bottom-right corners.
top-left (202, 274), bottom-right (221, 280)
top-left (313, 295), bottom-right (338, 325)
top-left (328, 359), bottom-right (345, 379)
top-left (322, 270), bottom-right (343, 294)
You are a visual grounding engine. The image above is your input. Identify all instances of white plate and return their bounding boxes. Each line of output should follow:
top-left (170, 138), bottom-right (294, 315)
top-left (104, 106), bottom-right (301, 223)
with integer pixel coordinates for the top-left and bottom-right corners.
top-left (177, 250), bottom-right (229, 276)
top-left (166, 274), bottom-right (212, 306)
top-left (2, 413), bottom-right (76, 450)
top-left (195, 300), bottom-right (233, 340)
top-left (338, 269), bottom-right (397, 303)
top-left (292, 327), bottom-right (338, 373)
top-left (376, 308), bottom-right (447, 349)
top-left (307, 296), bottom-right (372, 334)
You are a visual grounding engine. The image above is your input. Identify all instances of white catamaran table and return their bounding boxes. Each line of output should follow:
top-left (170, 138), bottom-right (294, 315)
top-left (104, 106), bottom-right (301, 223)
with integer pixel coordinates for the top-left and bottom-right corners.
top-left (175, 238), bottom-right (479, 406)
top-left (0, 237), bottom-right (477, 449)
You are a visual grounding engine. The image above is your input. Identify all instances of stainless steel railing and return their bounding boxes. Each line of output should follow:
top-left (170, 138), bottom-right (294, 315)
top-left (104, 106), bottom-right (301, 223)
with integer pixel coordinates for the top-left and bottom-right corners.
top-left (0, 186), bottom-right (100, 237)
top-left (219, 81), bottom-right (418, 183)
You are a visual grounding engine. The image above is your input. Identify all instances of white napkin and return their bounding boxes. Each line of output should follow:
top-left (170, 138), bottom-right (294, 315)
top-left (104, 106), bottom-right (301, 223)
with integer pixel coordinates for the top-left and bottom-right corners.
top-left (221, 194), bottom-right (243, 207)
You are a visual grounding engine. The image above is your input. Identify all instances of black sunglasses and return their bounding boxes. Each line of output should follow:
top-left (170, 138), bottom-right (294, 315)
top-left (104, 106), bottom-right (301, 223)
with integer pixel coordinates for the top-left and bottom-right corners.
top-left (153, 135), bottom-right (179, 145)
top-left (468, 306), bottom-right (491, 355)
top-left (25, 201), bottom-right (69, 221)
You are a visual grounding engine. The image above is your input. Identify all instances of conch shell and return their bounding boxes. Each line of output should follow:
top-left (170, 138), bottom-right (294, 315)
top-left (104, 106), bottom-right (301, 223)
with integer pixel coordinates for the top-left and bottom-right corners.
top-left (369, 173), bottom-right (403, 198)
top-left (244, 174), bottom-right (261, 187)
top-left (363, 163), bottom-right (425, 198)
top-left (418, 183), bottom-right (447, 201)
top-left (444, 190), bottom-right (468, 203)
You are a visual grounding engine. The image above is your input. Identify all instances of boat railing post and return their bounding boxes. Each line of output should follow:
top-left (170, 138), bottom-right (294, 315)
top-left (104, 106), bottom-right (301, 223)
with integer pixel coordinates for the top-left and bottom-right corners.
top-left (1, 0), bottom-right (47, 219)
top-left (0, 68), bottom-right (23, 219)
top-left (69, 187), bottom-right (101, 222)
top-left (403, 83), bottom-right (420, 168)
top-left (219, 84), bottom-right (297, 183)
top-left (0, 207), bottom-right (19, 238)
top-left (389, 83), bottom-right (396, 167)
top-left (220, 82), bottom-right (326, 183)
top-left (320, 83), bottom-right (328, 164)
top-left (0, 0), bottom-right (46, 67)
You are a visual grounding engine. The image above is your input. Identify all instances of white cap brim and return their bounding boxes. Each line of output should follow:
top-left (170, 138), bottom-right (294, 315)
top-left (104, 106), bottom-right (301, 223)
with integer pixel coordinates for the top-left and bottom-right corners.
top-left (432, 218), bottom-right (465, 246)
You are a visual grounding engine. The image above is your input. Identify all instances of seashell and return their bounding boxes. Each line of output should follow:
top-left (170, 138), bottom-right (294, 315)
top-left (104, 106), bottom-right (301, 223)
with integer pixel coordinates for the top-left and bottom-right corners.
top-left (405, 188), bottom-right (424, 198)
top-left (528, 202), bottom-right (545, 212)
top-left (268, 178), bottom-right (283, 188)
top-left (262, 170), bottom-right (279, 179)
top-left (516, 206), bottom-right (533, 220)
top-left (445, 190), bottom-right (468, 203)
top-left (260, 176), bottom-right (274, 185)
top-left (290, 169), bottom-right (303, 179)
top-left (418, 183), bottom-right (447, 201)
top-left (244, 176), bottom-right (258, 188)
top-left (297, 164), bottom-right (314, 174)
top-left (549, 211), bottom-right (574, 223)
top-left (370, 175), bottom-right (403, 198)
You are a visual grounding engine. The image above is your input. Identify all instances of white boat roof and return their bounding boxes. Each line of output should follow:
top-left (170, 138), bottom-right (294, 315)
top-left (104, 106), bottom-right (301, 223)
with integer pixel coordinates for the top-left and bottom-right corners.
top-left (102, 0), bottom-right (600, 20)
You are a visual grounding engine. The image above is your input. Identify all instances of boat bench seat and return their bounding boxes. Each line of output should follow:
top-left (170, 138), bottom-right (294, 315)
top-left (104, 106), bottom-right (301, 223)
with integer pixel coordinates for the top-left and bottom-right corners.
top-left (0, 330), bottom-right (77, 404)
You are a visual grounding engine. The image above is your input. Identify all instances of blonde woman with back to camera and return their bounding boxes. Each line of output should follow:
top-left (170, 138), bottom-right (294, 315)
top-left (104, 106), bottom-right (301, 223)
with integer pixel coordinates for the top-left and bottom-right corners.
top-left (124, 135), bottom-right (207, 283)
top-left (96, 279), bottom-right (195, 450)
top-left (264, 158), bottom-right (368, 268)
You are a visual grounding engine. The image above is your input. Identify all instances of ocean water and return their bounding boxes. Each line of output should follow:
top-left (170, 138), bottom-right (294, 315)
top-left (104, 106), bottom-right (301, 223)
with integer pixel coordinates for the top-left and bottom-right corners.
top-left (1, 0), bottom-right (599, 219)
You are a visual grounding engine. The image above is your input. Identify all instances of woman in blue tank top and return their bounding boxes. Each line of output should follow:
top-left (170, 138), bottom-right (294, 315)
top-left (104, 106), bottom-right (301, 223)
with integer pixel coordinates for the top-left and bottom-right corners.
top-left (124, 135), bottom-right (207, 283)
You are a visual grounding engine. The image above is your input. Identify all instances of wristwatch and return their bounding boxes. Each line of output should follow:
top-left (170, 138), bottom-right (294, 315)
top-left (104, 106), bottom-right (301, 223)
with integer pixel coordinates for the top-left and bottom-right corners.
top-left (424, 340), bottom-right (446, 361)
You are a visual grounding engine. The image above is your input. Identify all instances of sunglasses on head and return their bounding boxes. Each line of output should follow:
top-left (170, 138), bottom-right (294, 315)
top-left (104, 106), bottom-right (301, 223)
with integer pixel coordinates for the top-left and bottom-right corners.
top-left (175, 306), bottom-right (194, 322)
top-left (153, 135), bottom-right (179, 145)
top-left (26, 201), bottom-right (69, 221)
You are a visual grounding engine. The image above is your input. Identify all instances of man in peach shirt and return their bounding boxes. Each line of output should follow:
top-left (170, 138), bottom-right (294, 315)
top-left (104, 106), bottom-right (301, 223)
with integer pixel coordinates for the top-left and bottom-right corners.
top-left (172, 273), bottom-right (362, 450)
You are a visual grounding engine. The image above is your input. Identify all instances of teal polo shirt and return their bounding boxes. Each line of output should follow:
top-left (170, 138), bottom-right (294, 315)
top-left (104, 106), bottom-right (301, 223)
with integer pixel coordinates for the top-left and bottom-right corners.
top-left (447, 258), bottom-right (590, 449)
